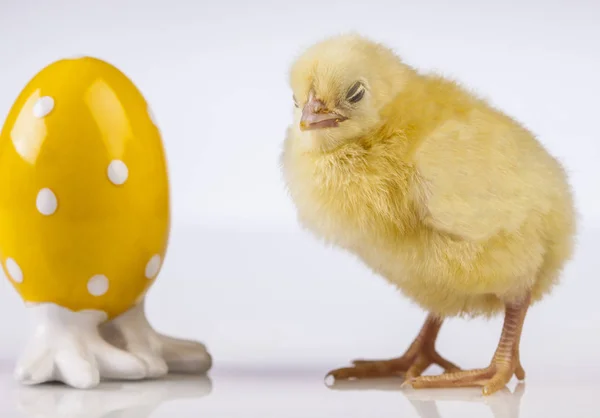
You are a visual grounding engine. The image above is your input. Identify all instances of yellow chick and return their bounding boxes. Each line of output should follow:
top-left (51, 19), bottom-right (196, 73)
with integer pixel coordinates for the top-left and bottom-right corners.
top-left (281, 34), bottom-right (576, 396)
top-left (0, 57), bottom-right (211, 389)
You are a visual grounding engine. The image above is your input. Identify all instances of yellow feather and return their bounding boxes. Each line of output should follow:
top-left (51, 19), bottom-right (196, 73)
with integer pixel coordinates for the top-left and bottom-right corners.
top-left (281, 34), bottom-right (576, 319)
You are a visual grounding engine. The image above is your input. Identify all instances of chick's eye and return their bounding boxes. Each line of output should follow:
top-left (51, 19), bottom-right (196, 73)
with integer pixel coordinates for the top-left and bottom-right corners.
top-left (346, 81), bottom-right (365, 104)
top-left (293, 95), bottom-right (299, 108)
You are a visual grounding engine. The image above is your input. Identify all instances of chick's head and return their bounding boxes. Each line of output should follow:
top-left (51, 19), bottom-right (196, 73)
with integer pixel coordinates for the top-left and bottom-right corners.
top-left (289, 34), bottom-right (412, 151)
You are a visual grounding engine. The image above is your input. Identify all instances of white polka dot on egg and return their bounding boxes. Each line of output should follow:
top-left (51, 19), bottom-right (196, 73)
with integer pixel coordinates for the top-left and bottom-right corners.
top-left (107, 160), bottom-right (129, 185)
top-left (5, 258), bottom-right (23, 284)
top-left (32, 96), bottom-right (55, 118)
top-left (87, 274), bottom-right (109, 296)
top-left (147, 104), bottom-right (158, 126)
top-left (36, 188), bottom-right (57, 215)
top-left (145, 255), bottom-right (161, 279)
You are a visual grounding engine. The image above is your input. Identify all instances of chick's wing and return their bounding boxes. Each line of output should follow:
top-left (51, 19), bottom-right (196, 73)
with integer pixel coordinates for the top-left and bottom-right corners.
top-left (412, 115), bottom-right (542, 242)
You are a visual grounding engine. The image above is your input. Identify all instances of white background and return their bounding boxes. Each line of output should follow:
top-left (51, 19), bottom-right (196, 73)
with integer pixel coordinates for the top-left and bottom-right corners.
top-left (0, 0), bottom-right (599, 416)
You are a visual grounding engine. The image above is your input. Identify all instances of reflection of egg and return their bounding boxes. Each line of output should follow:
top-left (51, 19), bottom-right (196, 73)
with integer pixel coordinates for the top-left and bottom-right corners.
top-left (0, 57), bottom-right (170, 319)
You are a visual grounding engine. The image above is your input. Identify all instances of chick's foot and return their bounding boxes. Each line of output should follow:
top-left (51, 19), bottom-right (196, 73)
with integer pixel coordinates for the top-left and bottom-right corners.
top-left (326, 314), bottom-right (460, 382)
top-left (404, 294), bottom-right (530, 396)
top-left (100, 299), bottom-right (212, 377)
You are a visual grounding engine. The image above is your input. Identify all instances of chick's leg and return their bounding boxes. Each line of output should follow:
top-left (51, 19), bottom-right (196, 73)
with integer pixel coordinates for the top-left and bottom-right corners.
top-left (327, 314), bottom-right (460, 381)
top-left (406, 293), bottom-right (530, 396)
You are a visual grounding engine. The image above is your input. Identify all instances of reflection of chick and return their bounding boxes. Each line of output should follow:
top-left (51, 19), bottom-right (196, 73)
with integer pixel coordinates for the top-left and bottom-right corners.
top-left (327, 378), bottom-right (526, 418)
top-left (402, 383), bottom-right (526, 418)
top-left (281, 34), bottom-right (576, 395)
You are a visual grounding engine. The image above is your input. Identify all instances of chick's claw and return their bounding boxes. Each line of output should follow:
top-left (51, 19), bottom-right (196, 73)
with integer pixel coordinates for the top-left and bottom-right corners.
top-left (327, 350), bottom-right (460, 382)
top-left (405, 363), bottom-right (518, 396)
top-left (327, 361), bottom-right (404, 380)
top-left (326, 314), bottom-right (462, 384)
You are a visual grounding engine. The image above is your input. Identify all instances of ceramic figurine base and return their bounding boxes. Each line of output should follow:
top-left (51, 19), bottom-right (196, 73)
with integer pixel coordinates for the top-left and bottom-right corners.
top-left (15, 300), bottom-right (212, 389)
top-left (100, 300), bottom-right (212, 376)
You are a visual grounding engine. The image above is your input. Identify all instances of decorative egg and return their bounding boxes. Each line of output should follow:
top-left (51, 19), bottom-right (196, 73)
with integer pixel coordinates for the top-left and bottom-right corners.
top-left (0, 57), bottom-right (170, 319)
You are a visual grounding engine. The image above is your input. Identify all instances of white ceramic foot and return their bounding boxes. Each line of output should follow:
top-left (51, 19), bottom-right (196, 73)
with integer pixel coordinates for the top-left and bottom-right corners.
top-left (15, 303), bottom-right (148, 389)
top-left (99, 300), bottom-right (212, 377)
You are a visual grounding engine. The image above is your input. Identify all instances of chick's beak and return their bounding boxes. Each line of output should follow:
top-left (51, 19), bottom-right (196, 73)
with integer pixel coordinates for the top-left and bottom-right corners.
top-left (299, 95), bottom-right (346, 131)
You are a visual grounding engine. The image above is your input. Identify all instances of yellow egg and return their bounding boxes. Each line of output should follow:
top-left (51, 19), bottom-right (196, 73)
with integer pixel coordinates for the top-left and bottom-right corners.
top-left (0, 57), bottom-right (170, 319)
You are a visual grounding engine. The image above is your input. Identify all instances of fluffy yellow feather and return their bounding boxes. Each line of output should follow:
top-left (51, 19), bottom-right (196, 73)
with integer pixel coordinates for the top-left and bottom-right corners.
top-left (280, 33), bottom-right (577, 395)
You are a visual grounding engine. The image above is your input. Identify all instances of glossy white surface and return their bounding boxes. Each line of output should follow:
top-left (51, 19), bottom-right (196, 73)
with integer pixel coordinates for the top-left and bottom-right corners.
top-left (0, 366), bottom-right (597, 417)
